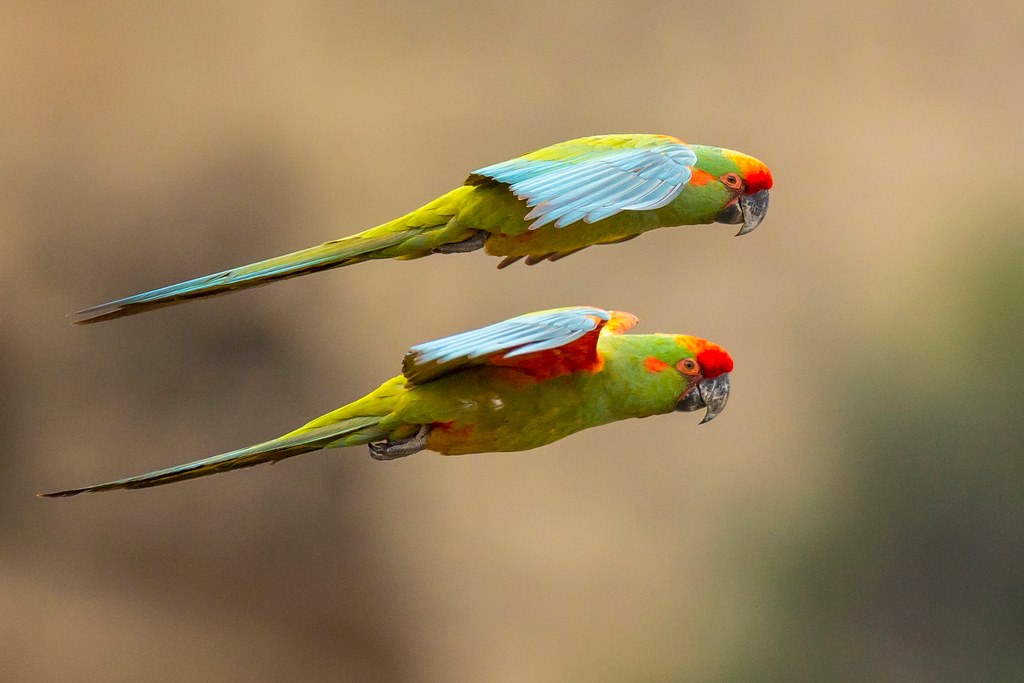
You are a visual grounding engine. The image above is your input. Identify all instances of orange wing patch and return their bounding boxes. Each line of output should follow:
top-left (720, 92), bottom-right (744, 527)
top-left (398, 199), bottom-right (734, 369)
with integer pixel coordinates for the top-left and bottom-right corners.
top-left (604, 310), bottom-right (639, 335)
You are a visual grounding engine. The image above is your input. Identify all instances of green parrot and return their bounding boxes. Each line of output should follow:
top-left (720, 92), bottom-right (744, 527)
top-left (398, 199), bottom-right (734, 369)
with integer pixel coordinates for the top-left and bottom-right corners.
top-left (43, 307), bottom-right (733, 495)
top-left (74, 134), bottom-right (772, 323)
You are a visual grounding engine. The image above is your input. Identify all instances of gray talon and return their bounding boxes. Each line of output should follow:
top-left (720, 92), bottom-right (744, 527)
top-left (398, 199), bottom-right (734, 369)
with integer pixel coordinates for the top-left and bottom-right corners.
top-left (368, 425), bottom-right (431, 460)
top-left (432, 231), bottom-right (487, 254)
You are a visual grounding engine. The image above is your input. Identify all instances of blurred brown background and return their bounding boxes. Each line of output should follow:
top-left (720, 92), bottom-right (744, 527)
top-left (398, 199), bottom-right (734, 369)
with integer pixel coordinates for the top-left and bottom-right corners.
top-left (3, 1), bottom-right (1023, 681)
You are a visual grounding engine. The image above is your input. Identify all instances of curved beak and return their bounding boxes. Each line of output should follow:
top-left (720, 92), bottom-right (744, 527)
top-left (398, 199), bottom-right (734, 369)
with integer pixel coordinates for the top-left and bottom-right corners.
top-left (714, 190), bottom-right (770, 236)
top-left (675, 373), bottom-right (731, 424)
top-left (736, 190), bottom-right (770, 236)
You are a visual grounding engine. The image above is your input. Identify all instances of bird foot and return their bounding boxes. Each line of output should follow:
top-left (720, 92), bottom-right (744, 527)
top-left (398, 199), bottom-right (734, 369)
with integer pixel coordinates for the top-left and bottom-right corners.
top-left (368, 425), bottom-right (431, 461)
top-left (432, 231), bottom-right (487, 254)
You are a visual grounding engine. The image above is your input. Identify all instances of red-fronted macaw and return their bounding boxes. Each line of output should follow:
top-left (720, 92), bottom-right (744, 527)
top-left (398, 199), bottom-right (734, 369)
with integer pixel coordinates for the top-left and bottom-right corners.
top-left (44, 307), bottom-right (733, 495)
top-left (74, 134), bottom-right (772, 323)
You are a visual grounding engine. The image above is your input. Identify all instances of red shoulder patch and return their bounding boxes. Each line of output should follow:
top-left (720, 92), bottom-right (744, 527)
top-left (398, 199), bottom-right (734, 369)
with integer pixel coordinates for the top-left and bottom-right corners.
top-left (488, 328), bottom-right (603, 380)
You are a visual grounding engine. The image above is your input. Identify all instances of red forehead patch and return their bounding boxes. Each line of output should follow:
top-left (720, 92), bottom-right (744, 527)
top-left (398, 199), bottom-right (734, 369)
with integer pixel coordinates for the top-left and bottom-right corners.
top-left (743, 163), bottom-right (773, 195)
top-left (724, 150), bottom-right (773, 195)
top-left (696, 347), bottom-right (734, 379)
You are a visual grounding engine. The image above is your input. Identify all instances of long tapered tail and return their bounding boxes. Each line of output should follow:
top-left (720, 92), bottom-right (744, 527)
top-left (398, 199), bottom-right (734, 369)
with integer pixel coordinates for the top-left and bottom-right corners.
top-left (41, 415), bottom-right (387, 496)
top-left (73, 229), bottom-right (422, 324)
top-left (74, 187), bottom-right (478, 324)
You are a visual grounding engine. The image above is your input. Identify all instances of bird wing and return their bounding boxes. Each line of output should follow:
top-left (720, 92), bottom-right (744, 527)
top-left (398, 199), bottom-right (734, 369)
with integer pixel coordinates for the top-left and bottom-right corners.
top-left (468, 134), bottom-right (696, 229)
top-left (403, 306), bottom-right (638, 384)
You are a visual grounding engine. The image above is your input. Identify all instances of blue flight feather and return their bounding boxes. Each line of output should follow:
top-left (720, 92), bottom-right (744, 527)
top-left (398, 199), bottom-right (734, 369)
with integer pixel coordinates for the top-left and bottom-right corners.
top-left (472, 135), bottom-right (696, 230)
top-left (403, 307), bottom-right (612, 384)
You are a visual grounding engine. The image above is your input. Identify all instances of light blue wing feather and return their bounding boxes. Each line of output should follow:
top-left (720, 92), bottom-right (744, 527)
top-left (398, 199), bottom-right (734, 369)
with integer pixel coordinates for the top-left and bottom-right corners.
top-left (471, 135), bottom-right (697, 229)
top-left (402, 307), bottom-right (612, 384)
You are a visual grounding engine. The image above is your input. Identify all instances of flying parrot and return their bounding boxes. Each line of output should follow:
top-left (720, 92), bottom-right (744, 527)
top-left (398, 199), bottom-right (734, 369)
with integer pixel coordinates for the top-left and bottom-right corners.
top-left (74, 134), bottom-right (772, 323)
top-left (43, 307), bottom-right (733, 496)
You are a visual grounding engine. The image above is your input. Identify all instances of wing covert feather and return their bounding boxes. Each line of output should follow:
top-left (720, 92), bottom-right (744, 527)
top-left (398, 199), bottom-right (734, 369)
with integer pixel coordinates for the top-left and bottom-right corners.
top-left (470, 134), bottom-right (696, 229)
top-left (403, 307), bottom-right (637, 384)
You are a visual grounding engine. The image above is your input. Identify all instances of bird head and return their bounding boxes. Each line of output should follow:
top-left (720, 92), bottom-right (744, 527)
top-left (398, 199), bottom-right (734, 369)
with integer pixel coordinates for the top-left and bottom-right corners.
top-left (687, 145), bottom-right (773, 236)
top-left (670, 336), bottom-right (734, 424)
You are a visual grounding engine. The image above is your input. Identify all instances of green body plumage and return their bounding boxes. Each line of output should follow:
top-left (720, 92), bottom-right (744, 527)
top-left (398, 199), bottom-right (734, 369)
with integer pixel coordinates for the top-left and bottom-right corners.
top-left (74, 136), bottom-right (772, 323)
top-left (43, 308), bottom-right (733, 495)
top-left (387, 334), bottom-right (695, 454)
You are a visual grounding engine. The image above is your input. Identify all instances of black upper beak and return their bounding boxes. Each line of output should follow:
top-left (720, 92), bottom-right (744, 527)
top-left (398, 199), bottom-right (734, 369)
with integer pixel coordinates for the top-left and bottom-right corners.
top-left (714, 189), bottom-right (770, 236)
top-left (675, 373), bottom-right (731, 424)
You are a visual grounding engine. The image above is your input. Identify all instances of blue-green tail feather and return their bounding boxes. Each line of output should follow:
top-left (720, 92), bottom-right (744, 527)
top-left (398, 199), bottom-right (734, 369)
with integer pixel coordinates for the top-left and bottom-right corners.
top-left (73, 230), bottom-right (420, 324)
top-left (41, 415), bottom-right (385, 496)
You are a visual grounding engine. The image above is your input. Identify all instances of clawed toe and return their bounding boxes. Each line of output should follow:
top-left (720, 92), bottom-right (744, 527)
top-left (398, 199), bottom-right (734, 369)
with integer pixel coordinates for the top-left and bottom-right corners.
top-left (368, 425), bottom-right (431, 461)
top-left (432, 231), bottom-right (487, 254)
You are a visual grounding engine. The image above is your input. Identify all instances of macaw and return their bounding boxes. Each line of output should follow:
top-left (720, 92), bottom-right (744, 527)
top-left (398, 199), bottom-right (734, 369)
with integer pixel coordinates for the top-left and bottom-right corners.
top-left (44, 307), bottom-right (733, 495)
top-left (74, 134), bottom-right (772, 323)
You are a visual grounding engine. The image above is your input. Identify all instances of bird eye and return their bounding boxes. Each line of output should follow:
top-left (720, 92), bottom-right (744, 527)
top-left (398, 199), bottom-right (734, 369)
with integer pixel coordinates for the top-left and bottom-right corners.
top-left (678, 358), bottom-right (699, 374)
top-left (721, 173), bottom-right (743, 189)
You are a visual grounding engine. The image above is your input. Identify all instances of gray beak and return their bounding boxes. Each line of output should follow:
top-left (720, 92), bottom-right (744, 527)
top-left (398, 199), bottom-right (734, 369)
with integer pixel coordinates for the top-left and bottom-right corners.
top-left (735, 190), bottom-right (770, 236)
top-left (675, 373), bottom-right (731, 424)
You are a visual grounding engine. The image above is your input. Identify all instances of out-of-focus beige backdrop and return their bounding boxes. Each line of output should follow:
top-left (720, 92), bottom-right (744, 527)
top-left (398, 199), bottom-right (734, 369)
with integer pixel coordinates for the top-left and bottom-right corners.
top-left (3, 2), bottom-right (1022, 681)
